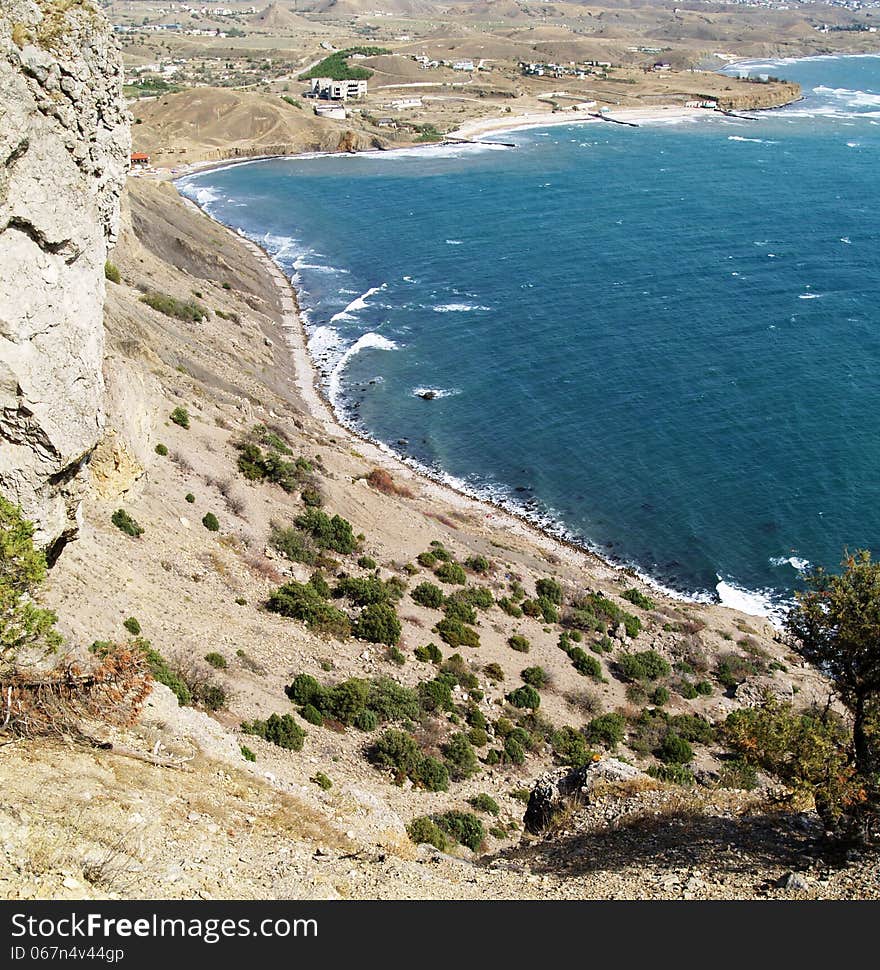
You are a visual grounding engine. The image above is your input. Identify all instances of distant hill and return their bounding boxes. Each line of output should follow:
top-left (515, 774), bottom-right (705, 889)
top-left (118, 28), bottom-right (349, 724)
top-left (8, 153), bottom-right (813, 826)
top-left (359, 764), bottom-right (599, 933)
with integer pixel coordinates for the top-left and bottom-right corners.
top-left (248, 2), bottom-right (327, 32)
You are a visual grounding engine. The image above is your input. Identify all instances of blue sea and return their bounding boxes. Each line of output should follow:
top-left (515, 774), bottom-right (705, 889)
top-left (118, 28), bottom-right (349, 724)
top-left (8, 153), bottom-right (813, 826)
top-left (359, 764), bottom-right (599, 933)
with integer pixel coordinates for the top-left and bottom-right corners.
top-left (179, 54), bottom-right (880, 616)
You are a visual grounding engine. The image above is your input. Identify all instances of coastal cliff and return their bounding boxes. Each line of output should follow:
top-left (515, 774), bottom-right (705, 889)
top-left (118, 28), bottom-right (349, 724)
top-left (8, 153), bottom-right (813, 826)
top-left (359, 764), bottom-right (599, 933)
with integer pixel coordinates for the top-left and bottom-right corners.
top-left (0, 0), bottom-right (129, 555)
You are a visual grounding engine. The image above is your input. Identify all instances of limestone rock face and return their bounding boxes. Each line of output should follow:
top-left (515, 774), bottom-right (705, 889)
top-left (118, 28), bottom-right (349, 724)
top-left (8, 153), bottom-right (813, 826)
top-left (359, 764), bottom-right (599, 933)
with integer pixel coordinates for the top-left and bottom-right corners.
top-left (0, 0), bottom-right (129, 554)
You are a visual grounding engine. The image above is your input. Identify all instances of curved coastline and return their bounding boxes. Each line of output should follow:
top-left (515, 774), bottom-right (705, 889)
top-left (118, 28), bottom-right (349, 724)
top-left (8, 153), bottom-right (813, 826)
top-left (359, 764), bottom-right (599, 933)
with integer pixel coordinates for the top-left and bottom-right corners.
top-left (174, 140), bottom-right (791, 622)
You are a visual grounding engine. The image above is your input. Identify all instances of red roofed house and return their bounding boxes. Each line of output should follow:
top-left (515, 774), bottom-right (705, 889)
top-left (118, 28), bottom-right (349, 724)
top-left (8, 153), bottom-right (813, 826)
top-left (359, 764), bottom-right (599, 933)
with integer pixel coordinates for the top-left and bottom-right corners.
top-left (130, 152), bottom-right (150, 168)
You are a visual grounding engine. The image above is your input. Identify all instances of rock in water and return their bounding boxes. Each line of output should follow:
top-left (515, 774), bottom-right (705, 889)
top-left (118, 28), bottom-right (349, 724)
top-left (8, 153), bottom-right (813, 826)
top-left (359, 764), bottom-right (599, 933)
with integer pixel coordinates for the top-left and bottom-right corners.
top-left (419, 391), bottom-right (437, 401)
top-left (0, 1), bottom-right (129, 555)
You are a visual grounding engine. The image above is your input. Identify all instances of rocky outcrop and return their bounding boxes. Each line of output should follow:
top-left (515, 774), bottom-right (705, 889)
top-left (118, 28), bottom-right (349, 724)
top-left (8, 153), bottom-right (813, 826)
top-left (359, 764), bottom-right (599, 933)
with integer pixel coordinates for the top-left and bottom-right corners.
top-left (524, 758), bottom-right (647, 834)
top-left (0, 0), bottom-right (129, 555)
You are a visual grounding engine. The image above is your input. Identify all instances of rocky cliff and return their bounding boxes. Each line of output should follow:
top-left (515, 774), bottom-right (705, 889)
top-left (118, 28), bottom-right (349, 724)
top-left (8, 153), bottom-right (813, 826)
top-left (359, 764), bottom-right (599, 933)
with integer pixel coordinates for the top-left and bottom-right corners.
top-left (0, 0), bottom-right (129, 556)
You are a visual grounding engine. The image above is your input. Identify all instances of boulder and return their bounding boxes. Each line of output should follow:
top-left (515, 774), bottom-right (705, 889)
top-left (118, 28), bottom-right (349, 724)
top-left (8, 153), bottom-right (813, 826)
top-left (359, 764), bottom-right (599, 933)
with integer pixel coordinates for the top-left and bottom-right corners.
top-left (524, 758), bottom-right (646, 834)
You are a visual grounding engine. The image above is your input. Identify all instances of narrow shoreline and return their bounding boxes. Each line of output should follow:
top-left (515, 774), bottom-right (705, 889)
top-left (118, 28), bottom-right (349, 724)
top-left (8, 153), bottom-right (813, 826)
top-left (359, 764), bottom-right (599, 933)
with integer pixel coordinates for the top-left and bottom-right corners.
top-left (170, 120), bottom-right (793, 620)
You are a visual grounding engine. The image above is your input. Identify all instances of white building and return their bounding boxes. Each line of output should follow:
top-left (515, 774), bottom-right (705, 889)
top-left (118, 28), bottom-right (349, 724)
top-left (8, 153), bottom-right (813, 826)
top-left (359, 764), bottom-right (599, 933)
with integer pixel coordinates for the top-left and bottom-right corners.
top-left (452, 60), bottom-right (475, 71)
top-left (310, 77), bottom-right (367, 101)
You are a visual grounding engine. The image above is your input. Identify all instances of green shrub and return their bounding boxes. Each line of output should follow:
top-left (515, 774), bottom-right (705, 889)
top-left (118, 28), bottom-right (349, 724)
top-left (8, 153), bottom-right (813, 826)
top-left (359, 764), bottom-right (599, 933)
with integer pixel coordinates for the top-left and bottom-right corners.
top-left (552, 726), bottom-right (594, 767)
top-left (507, 685), bottom-right (540, 710)
top-left (657, 732), bottom-right (694, 764)
top-left (298, 484), bottom-right (322, 507)
top-left (651, 685), bottom-right (670, 706)
top-left (716, 652), bottom-right (758, 690)
top-left (435, 561), bottom-right (466, 585)
top-left (388, 645), bottom-right (406, 666)
top-left (585, 712), bottom-right (625, 748)
top-left (669, 713), bottom-right (715, 744)
top-left (366, 677), bottom-right (420, 722)
top-left (448, 586), bottom-right (494, 610)
top-left (484, 662), bottom-right (504, 681)
top-left (240, 745), bottom-right (256, 762)
top-left (469, 793), bottom-right (500, 815)
top-left (204, 651), bottom-right (227, 669)
top-left (294, 508), bottom-right (357, 555)
top-left (358, 556), bottom-right (377, 570)
top-left (369, 730), bottom-right (448, 791)
top-left (236, 441), bottom-right (306, 493)
top-left (407, 816), bottom-right (448, 851)
top-left (202, 512), bottom-right (220, 532)
top-left (717, 758), bottom-right (759, 790)
top-left (677, 681), bottom-right (699, 699)
top-left (267, 581), bottom-right (351, 638)
top-left (334, 574), bottom-right (404, 606)
top-left (169, 406), bottom-right (190, 428)
top-left (443, 597), bottom-right (476, 625)
top-left (414, 642), bottom-right (443, 664)
top-left (503, 735), bottom-right (525, 765)
top-left (411, 581), bottom-right (445, 608)
top-left (433, 810), bottom-right (485, 852)
top-left (617, 650), bottom-right (670, 682)
top-left (111, 509), bottom-right (143, 538)
top-left (354, 708), bottom-right (378, 732)
top-left (418, 677), bottom-right (454, 713)
top-left (311, 771), bottom-right (333, 790)
top-left (443, 732), bottom-right (479, 780)
top-left (507, 634), bottom-right (530, 653)
top-left (464, 555), bottom-right (490, 573)
top-left (301, 703), bottom-right (324, 726)
top-left (324, 678), bottom-right (370, 724)
top-left (270, 525), bottom-right (317, 565)
top-left (498, 597), bottom-right (523, 618)
top-left (521, 666), bottom-right (548, 688)
top-left (123, 617), bottom-right (141, 636)
top-left (436, 616), bottom-right (480, 649)
top-left (185, 493), bottom-right (195, 504)
top-left (535, 577), bottom-right (563, 604)
top-left (569, 647), bottom-right (602, 678)
top-left (570, 592), bottom-right (641, 637)
top-left (648, 763), bottom-right (695, 786)
top-left (142, 292), bottom-right (207, 324)
top-left (104, 260), bottom-right (121, 284)
top-left (286, 673), bottom-right (323, 706)
top-left (241, 713), bottom-right (305, 751)
top-left (353, 602), bottom-right (401, 645)
top-left (154, 443), bottom-right (168, 456)
top-left (140, 643), bottom-right (191, 706)
top-left (696, 680), bottom-right (713, 696)
top-left (417, 551), bottom-right (438, 568)
top-left (195, 682), bottom-right (227, 711)
top-left (622, 587), bottom-right (656, 610)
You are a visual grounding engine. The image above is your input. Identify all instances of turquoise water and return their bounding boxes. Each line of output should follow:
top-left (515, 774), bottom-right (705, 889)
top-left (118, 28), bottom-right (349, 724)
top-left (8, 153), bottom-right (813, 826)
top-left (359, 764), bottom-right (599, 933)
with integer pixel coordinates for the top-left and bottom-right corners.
top-left (179, 54), bottom-right (880, 615)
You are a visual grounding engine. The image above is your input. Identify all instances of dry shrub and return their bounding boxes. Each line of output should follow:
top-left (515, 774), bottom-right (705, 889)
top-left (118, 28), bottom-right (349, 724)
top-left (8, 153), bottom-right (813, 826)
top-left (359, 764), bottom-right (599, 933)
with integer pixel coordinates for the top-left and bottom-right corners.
top-left (246, 553), bottom-right (283, 584)
top-left (0, 646), bottom-right (151, 739)
top-left (366, 468), bottom-right (414, 499)
top-left (426, 511), bottom-right (458, 530)
top-left (170, 451), bottom-right (193, 473)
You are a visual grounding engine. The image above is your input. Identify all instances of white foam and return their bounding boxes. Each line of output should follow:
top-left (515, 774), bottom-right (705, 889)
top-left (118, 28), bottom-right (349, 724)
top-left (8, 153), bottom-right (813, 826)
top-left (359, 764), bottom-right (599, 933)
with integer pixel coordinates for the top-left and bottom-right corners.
top-left (769, 555), bottom-right (812, 573)
top-left (307, 325), bottom-right (343, 359)
top-left (327, 333), bottom-right (399, 407)
top-left (432, 302), bottom-right (492, 313)
top-left (716, 579), bottom-right (778, 619)
top-left (411, 386), bottom-right (459, 399)
top-left (727, 135), bottom-right (777, 144)
top-left (841, 237), bottom-right (852, 244)
top-left (329, 284), bottom-right (386, 323)
top-left (799, 293), bottom-right (822, 300)
top-left (446, 239), bottom-right (463, 245)
top-left (181, 184), bottom-right (221, 207)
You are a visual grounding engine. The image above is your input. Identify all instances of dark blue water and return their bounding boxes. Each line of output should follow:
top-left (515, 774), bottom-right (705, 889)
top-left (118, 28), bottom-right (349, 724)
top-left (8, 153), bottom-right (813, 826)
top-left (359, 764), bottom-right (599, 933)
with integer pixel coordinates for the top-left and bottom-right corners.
top-left (179, 54), bottom-right (880, 615)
